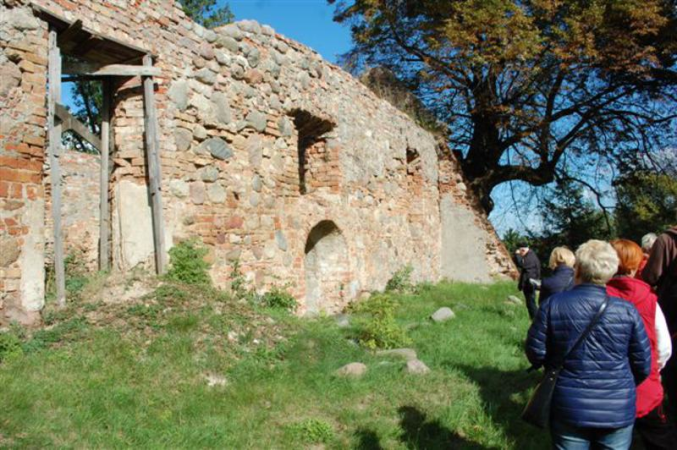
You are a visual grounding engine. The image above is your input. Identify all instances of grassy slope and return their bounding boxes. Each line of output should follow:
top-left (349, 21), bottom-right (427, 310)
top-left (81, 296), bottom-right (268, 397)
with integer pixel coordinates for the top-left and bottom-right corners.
top-left (0, 282), bottom-right (548, 449)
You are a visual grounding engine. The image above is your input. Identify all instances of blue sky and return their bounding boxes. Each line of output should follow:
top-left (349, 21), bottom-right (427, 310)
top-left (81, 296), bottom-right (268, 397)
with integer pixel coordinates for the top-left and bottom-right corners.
top-left (225, 0), bottom-right (352, 63)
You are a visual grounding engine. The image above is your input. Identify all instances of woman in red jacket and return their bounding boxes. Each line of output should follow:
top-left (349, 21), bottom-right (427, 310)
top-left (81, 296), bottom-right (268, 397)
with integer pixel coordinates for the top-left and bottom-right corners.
top-left (608, 239), bottom-right (675, 449)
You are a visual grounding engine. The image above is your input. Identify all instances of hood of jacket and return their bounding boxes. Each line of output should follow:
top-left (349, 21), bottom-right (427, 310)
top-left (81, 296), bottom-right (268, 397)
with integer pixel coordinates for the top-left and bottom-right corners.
top-left (607, 276), bottom-right (654, 308)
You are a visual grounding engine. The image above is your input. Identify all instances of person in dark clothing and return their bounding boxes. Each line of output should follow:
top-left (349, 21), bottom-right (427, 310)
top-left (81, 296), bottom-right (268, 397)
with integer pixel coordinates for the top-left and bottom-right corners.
top-left (515, 243), bottom-right (541, 320)
top-left (540, 246), bottom-right (575, 305)
top-left (527, 240), bottom-right (651, 449)
top-left (643, 225), bottom-right (677, 422)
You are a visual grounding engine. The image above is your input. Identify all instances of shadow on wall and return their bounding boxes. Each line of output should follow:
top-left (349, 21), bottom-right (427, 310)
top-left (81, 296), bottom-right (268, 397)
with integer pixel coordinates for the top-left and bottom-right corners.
top-left (304, 220), bottom-right (349, 315)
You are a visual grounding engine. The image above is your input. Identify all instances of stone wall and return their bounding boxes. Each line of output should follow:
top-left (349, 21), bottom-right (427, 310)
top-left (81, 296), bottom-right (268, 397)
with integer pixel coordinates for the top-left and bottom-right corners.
top-left (0, 0), bottom-right (516, 323)
top-left (0, 1), bottom-right (48, 324)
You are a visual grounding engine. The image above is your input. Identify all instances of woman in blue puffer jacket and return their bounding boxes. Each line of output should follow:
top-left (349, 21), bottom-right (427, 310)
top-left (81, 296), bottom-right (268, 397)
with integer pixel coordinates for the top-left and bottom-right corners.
top-left (526, 240), bottom-right (652, 449)
top-left (539, 246), bottom-right (576, 305)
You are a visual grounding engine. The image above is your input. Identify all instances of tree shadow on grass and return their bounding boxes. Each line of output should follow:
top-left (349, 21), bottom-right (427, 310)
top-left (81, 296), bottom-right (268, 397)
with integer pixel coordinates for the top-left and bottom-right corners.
top-left (352, 407), bottom-right (487, 449)
top-left (454, 365), bottom-right (549, 449)
top-left (354, 428), bottom-right (384, 450)
top-left (397, 405), bottom-right (487, 449)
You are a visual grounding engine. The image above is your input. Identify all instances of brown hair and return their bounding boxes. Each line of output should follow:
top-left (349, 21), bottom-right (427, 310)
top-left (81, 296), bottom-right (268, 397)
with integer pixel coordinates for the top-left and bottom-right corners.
top-left (610, 239), bottom-right (644, 276)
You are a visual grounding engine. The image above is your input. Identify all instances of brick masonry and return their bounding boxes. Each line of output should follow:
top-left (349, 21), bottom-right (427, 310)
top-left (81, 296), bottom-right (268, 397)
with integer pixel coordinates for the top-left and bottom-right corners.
top-left (0, 0), bottom-right (516, 323)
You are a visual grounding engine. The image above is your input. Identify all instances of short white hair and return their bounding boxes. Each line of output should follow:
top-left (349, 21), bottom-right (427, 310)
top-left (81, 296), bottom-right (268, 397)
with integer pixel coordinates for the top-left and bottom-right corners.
top-left (641, 233), bottom-right (657, 253)
top-left (575, 240), bottom-right (619, 285)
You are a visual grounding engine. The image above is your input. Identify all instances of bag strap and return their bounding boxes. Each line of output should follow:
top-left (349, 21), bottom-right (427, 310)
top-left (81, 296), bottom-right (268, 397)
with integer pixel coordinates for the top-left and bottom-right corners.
top-left (555, 296), bottom-right (610, 369)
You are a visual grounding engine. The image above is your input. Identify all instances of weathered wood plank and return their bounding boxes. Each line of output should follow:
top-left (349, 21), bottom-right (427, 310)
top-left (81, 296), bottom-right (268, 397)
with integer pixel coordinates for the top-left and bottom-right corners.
top-left (142, 54), bottom-right (166, 274)
top-left (62, 60), bottom-right (161, 77)
top-left (32, 4), bottom-right (153, 56)
top-left (99, 80), bottom-right (111, 271)
top-left (56, 19), bottom-right (83, 47)
top-left (55, 103), bottom-right (102, 151)
top-left (48, 30), bottom-right (66, 307)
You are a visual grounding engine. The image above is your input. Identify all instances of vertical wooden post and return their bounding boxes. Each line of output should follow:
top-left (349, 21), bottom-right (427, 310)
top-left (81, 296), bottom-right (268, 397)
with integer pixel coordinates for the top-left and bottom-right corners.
top-left (48, 30), bottom-right (66, 306)
top-left (142, 54), bottom-right (166, 274)
top-left (98, 79), bottom-right (111, 271)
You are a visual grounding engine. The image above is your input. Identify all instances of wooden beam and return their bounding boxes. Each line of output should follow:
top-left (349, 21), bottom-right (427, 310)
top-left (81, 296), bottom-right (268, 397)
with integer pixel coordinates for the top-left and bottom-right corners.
top-left (142, 54), bottom-right (167, 275)
top-left (48, 30), bottom-right (66, 307)
top-left (55, 103), bottom-right (102, 151)
top-left (71, 35), bottom-right (104, 59)
top-left (31, 3), bottom-right (153, 56)
top-left (62, 60), bottom-right (161, 77)
top-left (56, 19), bottom-right (82, 47)
top-left (99, 80), bottom-right (111, 271)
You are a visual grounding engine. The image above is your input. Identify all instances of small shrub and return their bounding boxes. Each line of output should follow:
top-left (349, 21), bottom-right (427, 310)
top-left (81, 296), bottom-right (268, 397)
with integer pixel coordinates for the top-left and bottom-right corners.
top-left (385, 265), bottom-right (414, 293)
top-left (229, 259), bottom-right (253, 300)
top-left (166, 239), bottom-right (211, 285)
top-left (0, 331), bottom-right (23, 362)
top-left (261, 287), bottom-right (297, 311)
top-left (286, 418), bottom-right (334, 444)
top-left (347, 293), bottom-right (396, 315)
top-left (347, 294), bottom-right (411, 349)
top-left (357, 312), bottom-right (412, 350)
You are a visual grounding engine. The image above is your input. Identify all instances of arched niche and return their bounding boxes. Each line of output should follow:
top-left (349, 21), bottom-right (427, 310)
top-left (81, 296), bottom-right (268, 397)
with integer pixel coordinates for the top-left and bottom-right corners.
top-left (304, 220), bottom-right (350, 315)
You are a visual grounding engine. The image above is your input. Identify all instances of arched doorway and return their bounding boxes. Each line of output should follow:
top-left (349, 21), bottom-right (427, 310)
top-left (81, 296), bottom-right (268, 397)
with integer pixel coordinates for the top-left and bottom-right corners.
top-left (304, 220), bottom-right (350, 315)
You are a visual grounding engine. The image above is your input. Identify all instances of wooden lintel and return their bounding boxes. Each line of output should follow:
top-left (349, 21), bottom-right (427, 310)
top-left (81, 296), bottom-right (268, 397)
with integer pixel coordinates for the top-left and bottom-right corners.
top-left (62, 60), bottom-right (161, 77)
top-left (31, 3), bottom-right (153, 57)
top-left (56, 19), bottom-right (83, 47)
top-left (72, 35), bottom-right (104, 58)
top-left (55, 103), bottom-right (102, 151)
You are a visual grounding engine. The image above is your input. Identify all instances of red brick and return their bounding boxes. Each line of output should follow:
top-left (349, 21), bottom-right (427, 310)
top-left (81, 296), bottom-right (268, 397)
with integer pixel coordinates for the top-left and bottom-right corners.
top-left (0, 168), bottom-right (40, 184)
top-left (0, 156), bottom-right (42, 172)
top-left (9, 184), bottom-right (23, 199)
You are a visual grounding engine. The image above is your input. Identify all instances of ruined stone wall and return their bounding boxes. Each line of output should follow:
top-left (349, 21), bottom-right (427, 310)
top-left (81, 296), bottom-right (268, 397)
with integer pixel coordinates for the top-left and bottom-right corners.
top-left (1, 0), bottom-right (515, 322)
top-left (0, 2), bottom-right (48, 324)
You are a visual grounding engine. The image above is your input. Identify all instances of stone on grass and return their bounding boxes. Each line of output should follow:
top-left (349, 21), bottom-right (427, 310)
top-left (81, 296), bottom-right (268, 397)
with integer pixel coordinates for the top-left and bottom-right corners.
top-left (508, 295), bottom-right (522, 305)
top-left (334, 314), bottom-right (351, 329)
top-left (376, 348), bottom-right (417, 362)
top-left (431, 307), bottom-right (455, 323)
top-left (405, 359), bottom-right (431, 375)
top-left (205, 373), bottom-right (228, 387)
top-left (335, 362), bottom-right (367, 378)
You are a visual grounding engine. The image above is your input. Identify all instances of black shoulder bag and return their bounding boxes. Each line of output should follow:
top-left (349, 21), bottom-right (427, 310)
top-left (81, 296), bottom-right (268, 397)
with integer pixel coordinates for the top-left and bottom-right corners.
top-left (522, 296), bottom-right (610, 429)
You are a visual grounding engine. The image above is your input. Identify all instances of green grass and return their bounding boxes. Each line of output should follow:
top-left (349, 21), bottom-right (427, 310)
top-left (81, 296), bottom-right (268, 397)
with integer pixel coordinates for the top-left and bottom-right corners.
top-left (0, 281), bottom-right (547, 448)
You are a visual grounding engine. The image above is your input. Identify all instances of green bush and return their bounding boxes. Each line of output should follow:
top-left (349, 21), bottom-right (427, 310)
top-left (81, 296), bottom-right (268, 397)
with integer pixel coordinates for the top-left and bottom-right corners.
top-left (166, 239), bottom-right (211, 285)
top-left (286, 418), bottom-right (334, 444)
top-left (347, 293), bottom-right (396, 315)
top-left (0, 332), bottom-right (23, 362)
top-left (261, 287), bottom-right (297, 311)
top-left (347, 293), bottom-right (411, 349)
top-left (385, 265), bottom-right (414, 293)
top-left (357, 312), bottom-right (412, 350)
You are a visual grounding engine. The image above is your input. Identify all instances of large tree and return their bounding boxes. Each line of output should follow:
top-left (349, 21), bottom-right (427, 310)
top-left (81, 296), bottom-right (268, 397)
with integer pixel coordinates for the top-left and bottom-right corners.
top-left (178, 0), bottom-right (233, 28)
top-left (329, 0), bottom-right (677, 212)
